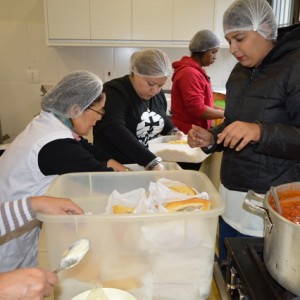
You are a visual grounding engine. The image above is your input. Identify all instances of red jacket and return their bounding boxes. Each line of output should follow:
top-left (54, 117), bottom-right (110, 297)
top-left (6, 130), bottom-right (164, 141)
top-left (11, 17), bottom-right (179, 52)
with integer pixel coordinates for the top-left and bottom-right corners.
top-left (171, 56), bottom-right (213, 134)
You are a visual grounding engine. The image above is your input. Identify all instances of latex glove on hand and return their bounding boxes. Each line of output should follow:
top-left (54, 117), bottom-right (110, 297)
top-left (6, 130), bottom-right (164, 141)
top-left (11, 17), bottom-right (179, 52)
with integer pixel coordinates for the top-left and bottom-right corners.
top-left (168, 129), bottom-right (184, 140)
top-left (145, 157), bottom-right (165, 171)
top-left (175, 130), bottom-right (184, 140)
top-left (151, 162), bottom-right (165, 171)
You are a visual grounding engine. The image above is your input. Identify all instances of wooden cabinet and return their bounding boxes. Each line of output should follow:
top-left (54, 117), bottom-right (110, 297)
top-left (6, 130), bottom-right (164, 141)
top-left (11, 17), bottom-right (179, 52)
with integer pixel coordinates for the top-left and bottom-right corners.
top-left (44, 0), bottom-right (216, 46)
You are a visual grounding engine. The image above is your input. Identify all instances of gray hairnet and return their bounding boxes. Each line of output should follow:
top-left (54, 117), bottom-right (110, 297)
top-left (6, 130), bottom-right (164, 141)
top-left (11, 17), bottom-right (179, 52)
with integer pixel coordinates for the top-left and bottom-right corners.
top-left (130, 49), bottom-right (172, 78)
top-left (189, 30), bottom-right (221, 52)
top-left (41, 70), bottom-right (103, 118)
top-left (223, 0), bottom-right (277, 40)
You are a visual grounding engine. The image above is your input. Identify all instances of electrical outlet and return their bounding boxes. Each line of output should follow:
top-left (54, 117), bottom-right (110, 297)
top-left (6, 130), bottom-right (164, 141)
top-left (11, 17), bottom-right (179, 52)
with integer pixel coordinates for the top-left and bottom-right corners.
top-left (103, 70), bottom-right (115, 82)
top-left (27, 69), bottom-right (39, 83)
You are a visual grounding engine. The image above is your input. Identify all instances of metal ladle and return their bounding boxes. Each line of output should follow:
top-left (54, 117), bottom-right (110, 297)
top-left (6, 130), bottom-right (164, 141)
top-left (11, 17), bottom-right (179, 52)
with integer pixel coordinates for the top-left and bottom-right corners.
top-left (270, 186), bottom-right (282, 215)
top-left (54, 238), bottom-right (90, 273)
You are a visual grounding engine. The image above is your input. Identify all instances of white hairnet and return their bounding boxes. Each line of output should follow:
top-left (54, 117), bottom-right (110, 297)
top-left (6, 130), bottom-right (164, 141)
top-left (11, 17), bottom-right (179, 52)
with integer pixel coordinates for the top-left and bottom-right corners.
top-left (223, 0), bottom-right (277, 40)
top-left (189, 30), bottom-right (221, 52)
top-left (41, 70), bottom-right (103, 118)
top-left (130, 49), bottom-right (172, 78)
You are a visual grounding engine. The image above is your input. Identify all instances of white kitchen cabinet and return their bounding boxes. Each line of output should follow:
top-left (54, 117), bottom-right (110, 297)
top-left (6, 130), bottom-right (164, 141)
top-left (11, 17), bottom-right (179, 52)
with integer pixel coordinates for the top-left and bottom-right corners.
top-left (132, 0), bottom-right (173, 41)
top-left (214, 0), bottom-right (235, 46)
top-left (173, 0), bottom-right (214, 41)
top-left (90, 0), bottom-right (131, 40)
top-left (44, 0), bottom-right (90, 40)
top-left (44, 0), bottom-right (216, 46)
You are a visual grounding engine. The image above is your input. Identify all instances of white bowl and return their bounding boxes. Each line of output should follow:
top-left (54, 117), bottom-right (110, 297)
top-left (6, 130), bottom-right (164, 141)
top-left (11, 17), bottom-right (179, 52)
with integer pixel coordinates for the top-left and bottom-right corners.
top-left (72, 288), bottom-right (137, 300)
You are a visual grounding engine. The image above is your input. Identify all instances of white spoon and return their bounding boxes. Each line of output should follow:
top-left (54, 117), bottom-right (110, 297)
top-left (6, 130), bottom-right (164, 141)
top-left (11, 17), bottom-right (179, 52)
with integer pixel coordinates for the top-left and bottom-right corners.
top-left (54, 238), bottom-right (90, 273)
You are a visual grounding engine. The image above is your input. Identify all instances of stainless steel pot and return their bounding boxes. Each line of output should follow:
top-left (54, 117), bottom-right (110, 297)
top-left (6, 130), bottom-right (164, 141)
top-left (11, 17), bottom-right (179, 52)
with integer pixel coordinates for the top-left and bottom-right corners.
top-left (244, 182), bottom-right (300, 296)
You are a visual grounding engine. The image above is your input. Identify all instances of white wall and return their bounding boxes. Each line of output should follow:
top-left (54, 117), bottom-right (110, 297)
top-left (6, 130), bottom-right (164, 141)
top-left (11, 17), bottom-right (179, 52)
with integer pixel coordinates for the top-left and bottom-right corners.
top-left (0, 0), bottom-right (236, 138)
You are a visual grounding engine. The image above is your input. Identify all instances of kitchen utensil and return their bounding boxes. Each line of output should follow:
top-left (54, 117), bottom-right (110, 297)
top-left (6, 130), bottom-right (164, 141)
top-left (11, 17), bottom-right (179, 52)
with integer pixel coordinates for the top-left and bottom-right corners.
top-left (244, 183), bottom-right (300, 296)
top-left (54, 238), bottom-right (90, 273)
top-left (270, 185), bottom-right (282, 215)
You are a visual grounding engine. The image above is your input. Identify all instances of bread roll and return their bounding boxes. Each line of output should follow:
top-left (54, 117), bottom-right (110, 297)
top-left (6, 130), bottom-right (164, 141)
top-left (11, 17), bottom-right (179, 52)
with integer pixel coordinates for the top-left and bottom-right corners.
top-left (168, 185), bottom-right (197, 195)
top-left (164, 198), bottom-right (210, 212)
top-left (167, 140), bottom-right (188, 144)
top-left (112, 205), bottom-right (135, 214)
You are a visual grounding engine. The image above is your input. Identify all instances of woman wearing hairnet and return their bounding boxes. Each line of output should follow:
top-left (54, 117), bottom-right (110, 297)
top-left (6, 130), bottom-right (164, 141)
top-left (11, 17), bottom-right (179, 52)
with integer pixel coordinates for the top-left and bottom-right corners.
top-left (171, 30), bottom-right (224, 135)
top-left (0, 70), bottom-right (127, 272)
top-left (188, 0), bottom-right (300, 261)
top-left (93, 49), bottom-right (183, 171)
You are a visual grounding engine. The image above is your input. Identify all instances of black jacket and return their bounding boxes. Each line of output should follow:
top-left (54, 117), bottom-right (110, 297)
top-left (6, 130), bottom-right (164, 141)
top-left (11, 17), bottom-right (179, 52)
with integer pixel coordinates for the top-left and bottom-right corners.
top-left (93, 75), bottom-right (175, 166)
top-left (207, 27), bottom-right (300, 194)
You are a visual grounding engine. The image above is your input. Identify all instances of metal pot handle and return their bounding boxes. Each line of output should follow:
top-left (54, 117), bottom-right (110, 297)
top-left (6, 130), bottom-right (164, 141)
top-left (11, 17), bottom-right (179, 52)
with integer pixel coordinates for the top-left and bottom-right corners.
top-left (244, 190), bottom-right (273, 233)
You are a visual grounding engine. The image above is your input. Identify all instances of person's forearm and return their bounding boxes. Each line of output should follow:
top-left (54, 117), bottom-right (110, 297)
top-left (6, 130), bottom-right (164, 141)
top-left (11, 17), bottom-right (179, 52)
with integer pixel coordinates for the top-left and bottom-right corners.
top-left (103, 125), bottom-right (156, 166)
top-left (200, 106), bottom-right (224, 119)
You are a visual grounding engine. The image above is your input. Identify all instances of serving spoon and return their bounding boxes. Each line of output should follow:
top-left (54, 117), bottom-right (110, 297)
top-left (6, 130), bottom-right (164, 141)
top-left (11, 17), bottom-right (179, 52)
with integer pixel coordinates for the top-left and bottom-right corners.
top-left (270, 186), bottom-right (283, 215)
top-left (54, 238), bottom-right (90, 273)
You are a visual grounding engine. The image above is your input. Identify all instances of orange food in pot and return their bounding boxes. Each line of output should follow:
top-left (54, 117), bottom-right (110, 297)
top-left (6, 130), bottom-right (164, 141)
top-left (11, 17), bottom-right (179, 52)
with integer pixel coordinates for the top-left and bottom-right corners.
top-left (269, 191), bottom-right (300, 225)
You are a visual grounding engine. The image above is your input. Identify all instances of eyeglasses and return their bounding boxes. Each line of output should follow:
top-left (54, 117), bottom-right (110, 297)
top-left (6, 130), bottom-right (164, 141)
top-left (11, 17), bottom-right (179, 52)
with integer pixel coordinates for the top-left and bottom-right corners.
top-left (87, 107), bottom-right (105, 116)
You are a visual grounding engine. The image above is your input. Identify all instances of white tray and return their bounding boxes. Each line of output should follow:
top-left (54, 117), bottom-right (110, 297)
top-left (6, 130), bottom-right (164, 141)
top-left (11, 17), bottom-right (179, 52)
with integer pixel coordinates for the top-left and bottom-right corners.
top-left (148, 135), bottom-right (209, 163)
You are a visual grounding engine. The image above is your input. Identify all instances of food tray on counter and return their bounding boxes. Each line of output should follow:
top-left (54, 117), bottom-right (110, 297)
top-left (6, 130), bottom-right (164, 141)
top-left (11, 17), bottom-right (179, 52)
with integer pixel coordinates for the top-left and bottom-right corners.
top-left (39, 171), bottom-right (224, 300)
top-left (148, 135), bottom-right (209, 163)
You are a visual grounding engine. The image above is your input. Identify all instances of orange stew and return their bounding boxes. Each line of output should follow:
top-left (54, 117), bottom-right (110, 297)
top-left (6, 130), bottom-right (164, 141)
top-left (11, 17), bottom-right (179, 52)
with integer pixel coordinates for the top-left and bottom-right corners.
top-left (269, 191), bottom-right (300, 226)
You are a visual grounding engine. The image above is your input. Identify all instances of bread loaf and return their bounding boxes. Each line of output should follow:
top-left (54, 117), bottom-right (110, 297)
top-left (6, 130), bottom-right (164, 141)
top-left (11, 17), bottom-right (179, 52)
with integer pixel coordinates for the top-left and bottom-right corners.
top-left (163, 198), bottom-right (210, 212)
top-left (166, 140), bottom-right (188, 144)
top-left (168, 185), bottom-right (197, 195)
top-left (112, 205), bottom-right (135, 214)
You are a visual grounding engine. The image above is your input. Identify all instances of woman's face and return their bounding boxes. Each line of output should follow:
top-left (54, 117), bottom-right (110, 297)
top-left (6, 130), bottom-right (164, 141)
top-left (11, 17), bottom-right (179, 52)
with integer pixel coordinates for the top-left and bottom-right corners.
top-left (131, 75), bottom-right (167, 100)
top-left (225, 30), bottom-right (274, 67)
top-left (72, 94), bottom-right (106, 136)
top-left (201, 48), bottom-right (219, 67)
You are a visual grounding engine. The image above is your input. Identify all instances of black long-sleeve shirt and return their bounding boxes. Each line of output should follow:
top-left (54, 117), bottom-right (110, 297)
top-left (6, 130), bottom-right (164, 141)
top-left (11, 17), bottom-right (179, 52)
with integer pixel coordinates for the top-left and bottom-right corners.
top-left (93, 75), bottom-right (176, 166)
top-left (38, 137), bottom-right (113, 175)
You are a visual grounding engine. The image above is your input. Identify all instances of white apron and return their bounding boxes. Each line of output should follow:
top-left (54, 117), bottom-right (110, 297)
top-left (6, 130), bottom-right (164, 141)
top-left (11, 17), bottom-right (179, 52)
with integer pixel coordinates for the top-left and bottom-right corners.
top-left (0, 111), bottom-right (73, 271)
top-left (219, 184), bottom-right (265, 237)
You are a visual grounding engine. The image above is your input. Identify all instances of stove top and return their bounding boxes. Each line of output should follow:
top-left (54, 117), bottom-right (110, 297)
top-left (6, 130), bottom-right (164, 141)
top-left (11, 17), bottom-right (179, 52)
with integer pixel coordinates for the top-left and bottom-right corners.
top-left (213, 237), bottom-right (297, 300)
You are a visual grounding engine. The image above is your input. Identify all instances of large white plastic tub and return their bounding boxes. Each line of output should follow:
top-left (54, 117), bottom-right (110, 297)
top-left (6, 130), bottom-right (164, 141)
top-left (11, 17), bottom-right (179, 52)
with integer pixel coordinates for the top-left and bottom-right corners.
top-left (38, 171), bottom-right (224, 300)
